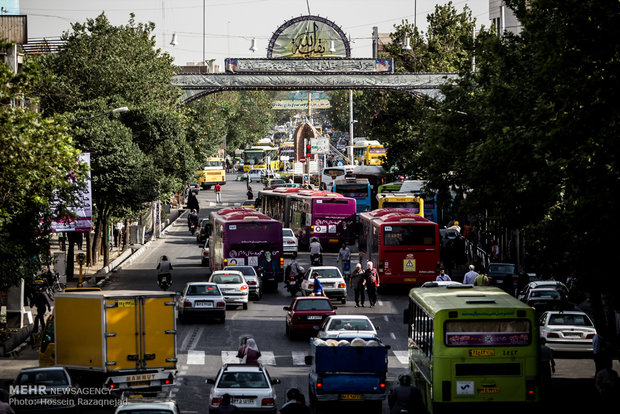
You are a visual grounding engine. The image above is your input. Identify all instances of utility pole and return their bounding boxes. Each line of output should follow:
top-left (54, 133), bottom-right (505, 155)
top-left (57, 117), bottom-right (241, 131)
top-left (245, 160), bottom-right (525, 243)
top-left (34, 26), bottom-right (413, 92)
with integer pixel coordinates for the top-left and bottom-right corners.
top-left (349, 90), bottom-right (354, 164)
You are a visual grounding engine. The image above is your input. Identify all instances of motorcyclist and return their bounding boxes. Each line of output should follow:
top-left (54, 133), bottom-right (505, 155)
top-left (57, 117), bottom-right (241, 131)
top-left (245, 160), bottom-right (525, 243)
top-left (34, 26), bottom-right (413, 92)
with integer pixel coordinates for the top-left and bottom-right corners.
top-left (287, 253), bottom-right (304, 290)
top-left (188, 209), bottom-right (199, 231)
top-left (157, 255), bottom-right (173, 287)
top-left (309, 237), bottom-right (322, 266)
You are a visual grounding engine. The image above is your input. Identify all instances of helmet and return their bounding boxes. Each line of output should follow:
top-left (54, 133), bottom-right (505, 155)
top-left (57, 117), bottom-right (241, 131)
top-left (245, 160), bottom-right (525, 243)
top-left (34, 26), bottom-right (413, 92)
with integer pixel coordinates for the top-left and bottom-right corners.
top-left (454, 221), bottom-right (459, 226)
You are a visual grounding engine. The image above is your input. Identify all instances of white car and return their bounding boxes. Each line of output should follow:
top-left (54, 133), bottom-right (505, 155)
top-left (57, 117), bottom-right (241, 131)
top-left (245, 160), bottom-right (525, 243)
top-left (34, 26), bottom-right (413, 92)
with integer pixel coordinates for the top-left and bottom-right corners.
top-left (301, 266), bottom-right (347, 304)
top-left (539, 310), bottom-right (597, 352)
top-left (317, 315), bottom-right (378, 339)
top-left (224, 265), bottom-right (262, 300)
top-left (209, 270), bottom-right (250, 310)
top-left (282, 228), bottom-right (298, 255)
top-left (177, 282), bottom-right (226, 323)
top-left (206, 363), bottom-right (281, 414)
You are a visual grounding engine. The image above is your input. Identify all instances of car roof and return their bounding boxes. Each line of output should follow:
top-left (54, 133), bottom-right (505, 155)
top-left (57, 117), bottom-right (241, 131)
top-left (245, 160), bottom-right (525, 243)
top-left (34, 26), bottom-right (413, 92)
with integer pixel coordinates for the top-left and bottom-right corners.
top-left (221, 363), bottom-right (266, 372)
top-left (527, 280), bottom-right (566, 288)
top-left (543, 310), bottom-right (589, 316)
top-left (186, 281), bottom-right (218, 286)
top-left (326, 315), bottom-right (371, 321)
top-left (211, 270), bottom-right (244, 276)
top-left (294, 296), bottom-right (331, 302)
top-left (19, 366), bottom-right (68, 373)
top-left (309, 266), bottom-right (340, 271)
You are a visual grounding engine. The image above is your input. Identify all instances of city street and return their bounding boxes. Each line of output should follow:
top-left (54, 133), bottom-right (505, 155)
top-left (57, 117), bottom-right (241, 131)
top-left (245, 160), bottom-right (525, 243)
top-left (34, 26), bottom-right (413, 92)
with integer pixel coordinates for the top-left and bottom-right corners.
top-left (1, 173), bottom-right (616, 413)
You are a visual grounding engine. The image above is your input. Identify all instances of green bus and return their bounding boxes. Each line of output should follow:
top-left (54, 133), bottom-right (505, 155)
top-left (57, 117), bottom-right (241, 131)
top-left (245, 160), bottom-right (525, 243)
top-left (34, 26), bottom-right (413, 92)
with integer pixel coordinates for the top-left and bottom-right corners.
top-left (403, 285), bottom-right (539, 412)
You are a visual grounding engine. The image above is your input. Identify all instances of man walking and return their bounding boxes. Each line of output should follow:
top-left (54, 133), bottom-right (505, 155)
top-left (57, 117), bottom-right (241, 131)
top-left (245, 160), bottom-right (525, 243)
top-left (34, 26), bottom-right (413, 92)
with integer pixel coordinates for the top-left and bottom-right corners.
top-left (364, 261), bottom-right (380, 307)
top-left (350, 263), bottom-right (366, 307)
top-left (463, 265), bottom-right (479, 285)
top-left (215, 182), bottom-right (222, 203)
top-left (30, 287), bottom-right (51, 334)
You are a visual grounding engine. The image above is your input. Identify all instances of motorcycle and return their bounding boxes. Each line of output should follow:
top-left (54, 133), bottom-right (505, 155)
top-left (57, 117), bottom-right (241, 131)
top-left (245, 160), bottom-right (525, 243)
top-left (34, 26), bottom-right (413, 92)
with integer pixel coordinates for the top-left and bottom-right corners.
top-left (189, 222), bottom-right (197, 235)
top-left (342, 260), bottom-right (351, 282)
top-left (311, 253), bottom-right (323, 266)
top-left (158, 273), bottom-right (172, 291)
top-left (285, 273), bottom-right (303, 297)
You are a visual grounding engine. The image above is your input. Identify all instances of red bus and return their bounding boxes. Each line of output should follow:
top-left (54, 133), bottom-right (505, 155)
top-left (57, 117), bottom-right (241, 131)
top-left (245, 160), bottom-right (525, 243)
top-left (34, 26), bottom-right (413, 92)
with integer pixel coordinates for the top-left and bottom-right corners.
top-left (209, 207), bottom-right (284, 290)
top-left (258, 189), bottom-right (357, 250)
top-left (358, 208), bottom-right (440, 286)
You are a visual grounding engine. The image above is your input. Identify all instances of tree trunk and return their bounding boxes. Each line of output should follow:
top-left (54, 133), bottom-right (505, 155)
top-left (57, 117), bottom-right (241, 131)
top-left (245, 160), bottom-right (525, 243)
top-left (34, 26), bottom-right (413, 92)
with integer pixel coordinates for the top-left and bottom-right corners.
top-left (103, 213), bottom-right (109, 266)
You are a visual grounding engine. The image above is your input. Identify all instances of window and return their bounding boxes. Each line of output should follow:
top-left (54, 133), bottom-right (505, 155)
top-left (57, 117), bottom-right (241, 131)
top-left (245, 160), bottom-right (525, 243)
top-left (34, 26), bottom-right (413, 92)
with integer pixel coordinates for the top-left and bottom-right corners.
top-left (295, 299), bottom-right (332, 311)
top-left (445, 319), bottom-right (531, 346)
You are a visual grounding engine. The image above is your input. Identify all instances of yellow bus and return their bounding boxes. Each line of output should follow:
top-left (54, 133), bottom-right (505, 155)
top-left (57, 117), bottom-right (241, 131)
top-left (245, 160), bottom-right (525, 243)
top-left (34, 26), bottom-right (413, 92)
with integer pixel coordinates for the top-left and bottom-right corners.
top-left (196, 157), bottom-right (226, 189)
top-left (404, 285), bottom-right (539, 411)
top-left (363, 144), bottom-right (386, 165)
top-left (377, 193), bottom-right (424, 216)
top-left (243, 146), bottom-right (280, 172)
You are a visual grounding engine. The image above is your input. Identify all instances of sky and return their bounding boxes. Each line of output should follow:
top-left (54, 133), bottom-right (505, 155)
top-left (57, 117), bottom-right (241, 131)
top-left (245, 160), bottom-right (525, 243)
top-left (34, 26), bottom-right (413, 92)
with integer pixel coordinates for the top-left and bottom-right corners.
top-left (20, 0), bottom-right (489, 68)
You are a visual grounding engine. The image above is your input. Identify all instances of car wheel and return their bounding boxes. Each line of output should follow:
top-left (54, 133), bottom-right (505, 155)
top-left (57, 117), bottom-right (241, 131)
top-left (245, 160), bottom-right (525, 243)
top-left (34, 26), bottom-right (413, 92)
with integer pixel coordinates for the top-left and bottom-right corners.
top-left (243, 302), bottom-right (248, 310)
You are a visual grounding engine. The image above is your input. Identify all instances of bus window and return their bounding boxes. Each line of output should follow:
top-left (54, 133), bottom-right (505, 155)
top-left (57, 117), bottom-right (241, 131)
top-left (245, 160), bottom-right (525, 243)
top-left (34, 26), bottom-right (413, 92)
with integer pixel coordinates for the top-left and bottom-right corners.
top-left (383, 225), bottom-right (436, 246)
top-left (445, 319), bottom-right (531, 346)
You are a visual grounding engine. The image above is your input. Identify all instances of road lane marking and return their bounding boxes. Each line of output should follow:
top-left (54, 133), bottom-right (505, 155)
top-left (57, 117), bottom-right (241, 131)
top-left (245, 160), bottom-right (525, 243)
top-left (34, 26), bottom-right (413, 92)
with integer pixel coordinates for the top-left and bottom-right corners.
top-left (292, 351), bottom-right (307, 366)
top-left (187, 350), bottom-right (205, 365)
top-left (390, 332), bottom-right (396, 340)
top-left (393, 350), bottom-right (409, 365)
top-left (384, 315), bottom-right (389, 321)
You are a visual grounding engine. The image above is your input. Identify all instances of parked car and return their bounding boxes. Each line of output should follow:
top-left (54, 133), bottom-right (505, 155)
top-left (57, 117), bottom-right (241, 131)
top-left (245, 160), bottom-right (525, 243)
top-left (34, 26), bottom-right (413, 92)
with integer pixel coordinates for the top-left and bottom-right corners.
top-left (246, 168), bottom-right (268, 183)
top-left (208, 270), bottom-right (249, 310)
top-left (177, 282), bottom-right (226, 323)
top-left (224, 265), bottom-right (262, 300)
top-left (300, 266), bottom-right (347, 304)
top-left (283, 296), bottom-right (337, 338)
top-left (11, 366), bottom-right (78, 413)
top-left (539, 310), bottom-right (597, 352)
top-left (524, 287), bottom-right (570, 314)
top-left (115, 398), bottom-right (180, 414)
top-left (282, 228), bottom-right (298, 255)
top-left (486, 262), bottom-right (518, 288)
top-left (316, 315), bottom-right (378, 340)
top-left (264, 178), bottom-right (286, 189)
top-left (196, 218), bottom-right (210, 244)
top-left (201, 241), bottom-right (210, 267)
top-left (518, 280), bottom-right (569, 302)
top-left (206, 363), bottom-right (281, 414)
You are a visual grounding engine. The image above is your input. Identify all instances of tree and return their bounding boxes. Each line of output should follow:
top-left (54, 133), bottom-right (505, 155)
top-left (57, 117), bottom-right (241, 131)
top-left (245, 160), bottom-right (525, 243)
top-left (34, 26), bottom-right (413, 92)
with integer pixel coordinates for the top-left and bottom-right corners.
top-left (0, 60), bottom-right (84, 289)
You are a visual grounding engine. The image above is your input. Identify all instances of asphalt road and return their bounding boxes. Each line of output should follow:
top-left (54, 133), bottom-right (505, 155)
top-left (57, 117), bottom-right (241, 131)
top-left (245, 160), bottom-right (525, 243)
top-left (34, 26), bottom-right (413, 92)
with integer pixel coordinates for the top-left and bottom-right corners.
top-left (2, 172), bottom-right (617, 413)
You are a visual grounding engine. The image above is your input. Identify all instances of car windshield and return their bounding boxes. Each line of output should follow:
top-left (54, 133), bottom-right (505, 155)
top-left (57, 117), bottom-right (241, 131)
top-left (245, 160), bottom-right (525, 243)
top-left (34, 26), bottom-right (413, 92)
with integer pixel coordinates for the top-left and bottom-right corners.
top-left (283, 229), bottom-right (294, 237)
top-left (186, 285), bottom-right (220, 296)
top-left (225, 267), bottom-right (255, 277)
top-left (328, 319), bottom-right (373, 331)
top-left (16, 370), bottom-right (68, 386)
top-left (217, 371), bottom-right (269, 388)
top-left (213, 274), bottom-right (243, 284)
top-left (549, 314), bottom-right (593, 326)
top-left (531, 290), bottom-right (561, 299)
top-left (295, 300), bottom-right (332, 311)
top-left (311, 269), bottom-right (340, 279)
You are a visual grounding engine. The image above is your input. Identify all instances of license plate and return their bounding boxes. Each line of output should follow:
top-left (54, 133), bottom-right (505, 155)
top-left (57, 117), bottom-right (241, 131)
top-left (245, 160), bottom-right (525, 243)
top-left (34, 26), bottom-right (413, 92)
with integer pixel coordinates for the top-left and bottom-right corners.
top-left (564, 333), bottom-right (581, 337)
top-left (329, 239), bottom-right (339, 243)
top-left (479, 387), bottom-right (500, 394)
top-left (195, 301), bottom-right (213, 307)
top-left (403, 277), bottom-right (417, 282)
top-left (130, 381), bottom-right (151, 387)
top-left (307, 315), bottom-right (322, 320)
top-left (341, 394), bottom-right (362, 400)
top-left (233, 398), bottom-right (254, 404)
top-left (469, 349), bottom-right (495, 357)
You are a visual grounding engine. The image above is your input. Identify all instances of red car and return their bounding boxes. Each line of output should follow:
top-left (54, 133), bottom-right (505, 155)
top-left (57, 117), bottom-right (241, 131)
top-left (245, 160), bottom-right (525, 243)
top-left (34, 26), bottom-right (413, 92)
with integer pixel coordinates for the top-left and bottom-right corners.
top-left (283, 296), bottom-right (337, 338)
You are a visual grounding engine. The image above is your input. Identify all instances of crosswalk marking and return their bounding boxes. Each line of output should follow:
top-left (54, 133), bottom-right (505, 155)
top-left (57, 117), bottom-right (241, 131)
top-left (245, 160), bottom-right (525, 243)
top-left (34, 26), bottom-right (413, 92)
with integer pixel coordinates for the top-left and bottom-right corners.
top-left (393, 350), bottom-right (409, 365)
top-left (221, 350), bottom-right (276, 365)
top-left (187, 350), bottom-right (205, 365)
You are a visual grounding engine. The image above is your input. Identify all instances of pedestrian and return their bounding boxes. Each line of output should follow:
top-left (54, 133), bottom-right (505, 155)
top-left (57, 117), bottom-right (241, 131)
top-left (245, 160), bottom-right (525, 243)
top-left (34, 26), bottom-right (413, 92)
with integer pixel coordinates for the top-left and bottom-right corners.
top-left (474, 273), bottom-right (489, 286)
top-left (237, 337), bottom-right (261, 364)
top-left (350, 263), bottom-right (366, 307)
top-left (388, 374), bottom-right (424, 414)
top-left (491, 239), bottom-right (500, 261)
top-left (336, 243), bottom-right (351, 279)
top-left (215, 182), bottom-right (222, 203)
top-left (278, 388), bottom-right (311, 414)
top-left (310, 272), bottom-right (326, 297)
top-left (0, 388), bottom-right (15, 414)
top-left (187, 190), bottom-right (200, 213)
top-left (247, 186), bottom-right (254, 200)
top-left (436, 267), bottom-right (451, 282)
top-left (539, 337), bottom-right (555, 401)
top-left (364, 261), bottom-right (380, 307)
top-left (463, 265), bottom-right (479, 285)
top-left (30, 287), bottom-right (51, 334)
top-left (214, 393), bottom-right (240, 414)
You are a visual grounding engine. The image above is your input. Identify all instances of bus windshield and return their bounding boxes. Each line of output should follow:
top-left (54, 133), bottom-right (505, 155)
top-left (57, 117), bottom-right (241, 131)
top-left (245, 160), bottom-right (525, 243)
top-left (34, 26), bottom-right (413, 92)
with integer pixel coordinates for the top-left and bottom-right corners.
top-left (383, 201), bottom-right (421, 213)
top-left (334, 184), bottom-right (369, 198)
top-left (313, 199), bottom-right (356, 217)
top-left (383, 225), bottom-right (436, 246)
top-left (227, 223), bottom-right (279, 243)
top-left (369, 148), bottom-right (386, 154)
top-left (445, 319), bottom-right (531, 346)
top-left (204, 160), bottom-right (224, 168)
top-left (244, 151), bottom-right (264, 165)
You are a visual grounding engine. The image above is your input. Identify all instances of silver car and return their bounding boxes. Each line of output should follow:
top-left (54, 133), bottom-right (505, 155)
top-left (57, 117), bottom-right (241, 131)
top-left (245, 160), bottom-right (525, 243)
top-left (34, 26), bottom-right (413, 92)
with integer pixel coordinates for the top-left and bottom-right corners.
top-left (206, 363), bottom-right (280, 414)
top-left (539, 310), bottom-right (597, 352)
top-left (301, 266), bottom-right (347, 304)
top-left (282, 228), bottom-right (298, 255)
top-left (177, 282), bottom-right (226, 323)
top-left (209, 270), bottom-right (250, 310)
top-left (224, 265), bottom-right (262, 300)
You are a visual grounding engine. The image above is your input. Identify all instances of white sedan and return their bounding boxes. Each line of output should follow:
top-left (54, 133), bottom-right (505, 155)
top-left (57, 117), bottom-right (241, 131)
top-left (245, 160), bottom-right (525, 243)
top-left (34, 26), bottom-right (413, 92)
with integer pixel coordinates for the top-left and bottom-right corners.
top-left (301, 266), bottom-right (347, 304)
top-left (317, 315), bottom-right (378, 339)
top-left (209, 270), bottom-right (250, 310)
top-left (282, 228), bottom-right (298, 255)
top-left (539, 310), bottom-right (597, 352)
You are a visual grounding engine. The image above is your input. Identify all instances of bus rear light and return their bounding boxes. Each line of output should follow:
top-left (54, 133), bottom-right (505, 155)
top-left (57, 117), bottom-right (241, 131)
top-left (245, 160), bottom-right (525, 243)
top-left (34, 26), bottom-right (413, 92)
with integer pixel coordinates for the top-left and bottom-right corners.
top-left (526, 378), bottom-right (536, 400)
top-left (280, 257), bottom-right (284, 268)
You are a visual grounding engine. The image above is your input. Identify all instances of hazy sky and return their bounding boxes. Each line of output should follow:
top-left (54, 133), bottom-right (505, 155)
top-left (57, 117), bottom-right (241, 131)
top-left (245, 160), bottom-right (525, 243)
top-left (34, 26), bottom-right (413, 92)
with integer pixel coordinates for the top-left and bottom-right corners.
top-left (21, 0), bottom-right (489, 67)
